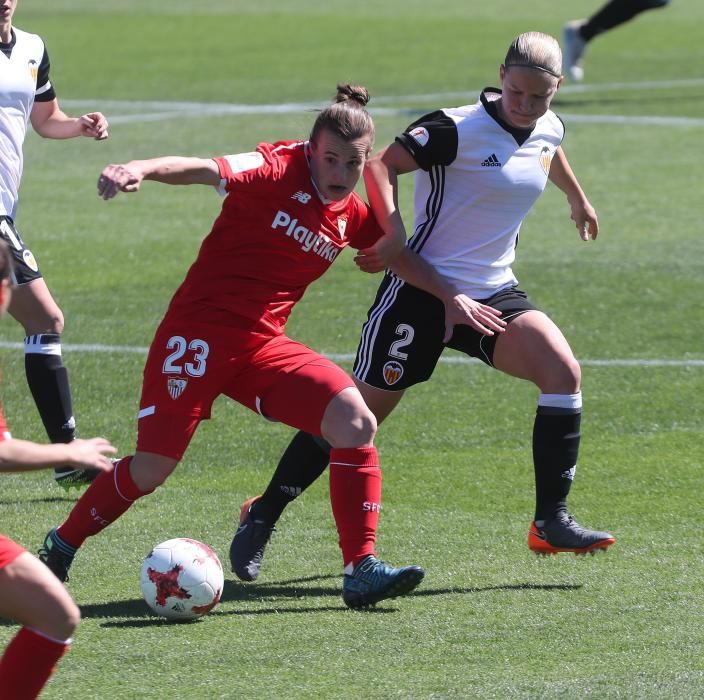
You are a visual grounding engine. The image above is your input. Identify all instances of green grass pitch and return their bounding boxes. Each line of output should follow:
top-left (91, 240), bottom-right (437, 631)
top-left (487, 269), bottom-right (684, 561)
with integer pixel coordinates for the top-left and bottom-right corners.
top-left (1, 0), bottom-right (703, 697)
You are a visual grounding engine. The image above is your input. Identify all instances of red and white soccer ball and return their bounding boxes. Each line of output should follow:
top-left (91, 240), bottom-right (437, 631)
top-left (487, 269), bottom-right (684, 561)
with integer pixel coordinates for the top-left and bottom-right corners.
top-left (140, 538), bottom-right (224, 621)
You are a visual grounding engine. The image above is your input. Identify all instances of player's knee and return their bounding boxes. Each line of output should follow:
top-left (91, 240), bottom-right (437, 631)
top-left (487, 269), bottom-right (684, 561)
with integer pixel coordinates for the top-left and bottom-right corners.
top-left (330, 414), bottom-right (376, 448)
top-left (350, 407), bottom-right (377, 446)
top-left (62, 599), bottom-right (81, 636)
top-left (549, 356), bottom-right (581, 393)
top-left (21, 310), bottom-right (64, 336)
top-left (564, 356), bottom-right (582, 391)
top-left (43, 306), bottom-right (65, 334)
top-left (322, 391), bottom-right (377, 447)
top-left (49, 313), bottom-right (64, 335)
top-left (41, 592), bottom-right (80, 641)
top-left (533, 354), bottom-right (581, 394)
top-left (132, 468), bottom-right (168, 493)
top-left (130, 455), bottom-right (176, 493)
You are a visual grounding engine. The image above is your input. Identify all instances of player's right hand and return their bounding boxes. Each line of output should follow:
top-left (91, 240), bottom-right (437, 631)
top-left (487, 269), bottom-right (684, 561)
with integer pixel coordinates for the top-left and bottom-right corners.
top-left (67, 437), bottom-right (117, 471)
top-left (98, 164), bottom-right (144, 200)
top-left (80, 112), bottom-right (109, 140)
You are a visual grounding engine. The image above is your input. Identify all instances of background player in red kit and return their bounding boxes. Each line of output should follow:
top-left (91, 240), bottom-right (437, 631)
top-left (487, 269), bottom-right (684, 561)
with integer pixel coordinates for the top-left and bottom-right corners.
top-left (38, 84), bottom-right (425, 609)
top-left (0, 240), bottom-right (116, 700)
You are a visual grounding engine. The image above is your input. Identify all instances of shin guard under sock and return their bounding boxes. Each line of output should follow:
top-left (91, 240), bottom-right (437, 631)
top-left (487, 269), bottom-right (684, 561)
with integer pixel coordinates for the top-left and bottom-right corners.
top-left (253, 431), bottom-right (331, 525)
top-left (24, 334), bottom-right (76, 445)
top-left (0, 626), bottom-right (69, 700)
top-left (533, 393), bottom-right (582, 522)
top-left (329, 446), bottom-right (381, 570)
top-left (57, 456), bottom-right (152, 548)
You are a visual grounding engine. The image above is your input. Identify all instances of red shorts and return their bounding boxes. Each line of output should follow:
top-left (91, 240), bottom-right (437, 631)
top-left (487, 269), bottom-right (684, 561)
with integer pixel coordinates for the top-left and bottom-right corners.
top-left (0, 534), bottom-right (26, 570)
top-left (136, 319), bottom-right (355, 460)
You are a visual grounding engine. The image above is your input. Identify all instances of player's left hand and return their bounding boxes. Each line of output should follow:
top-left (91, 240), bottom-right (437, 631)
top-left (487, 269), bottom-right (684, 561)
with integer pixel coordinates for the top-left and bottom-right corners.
top-left (354, 233), bottom-right (405, 273)
top-left (79, 112), bottom-right (109, 141)
top-left (443, 294), bottom-right (506, 342)
top-left (570, 198), bottom-right (598, 241)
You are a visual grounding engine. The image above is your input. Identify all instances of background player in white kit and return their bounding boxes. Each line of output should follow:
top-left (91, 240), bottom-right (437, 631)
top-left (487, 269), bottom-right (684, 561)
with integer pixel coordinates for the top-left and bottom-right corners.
top-left (230, 31), bottom-right (615, 582)
top-left (562, 0), bottom-right (671, 81)
top-left (0, 0), bottom-right (109, 490)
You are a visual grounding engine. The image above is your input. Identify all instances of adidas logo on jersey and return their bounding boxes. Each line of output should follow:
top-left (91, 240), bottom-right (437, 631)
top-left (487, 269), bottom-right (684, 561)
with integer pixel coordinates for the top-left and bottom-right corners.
top-left (291, 190), bottom-right (312, 203)
top-left (271, 210), bottom-right (339, 261)
top-left (481, 154), bottom-right (502, 167)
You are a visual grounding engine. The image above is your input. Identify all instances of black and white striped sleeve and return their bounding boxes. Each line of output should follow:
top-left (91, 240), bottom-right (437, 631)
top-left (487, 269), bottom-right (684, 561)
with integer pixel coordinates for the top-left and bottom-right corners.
top-left (34, 47), bottom-right (56, 102)
top-left (395, 110), bottom-right (458, 171)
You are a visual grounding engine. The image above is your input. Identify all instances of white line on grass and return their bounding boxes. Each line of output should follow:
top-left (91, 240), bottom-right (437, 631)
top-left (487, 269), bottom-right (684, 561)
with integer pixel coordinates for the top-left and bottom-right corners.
top-left (0, 341), bottom-right (701, 367)
top-left (60, 78), bottom-right (704, 110)
top-left (105, 110), bottom-right (704, 128)
top-left (560, 114), bottom-right (704, 127)
top-left (60, 77), bottom-right (704, 127)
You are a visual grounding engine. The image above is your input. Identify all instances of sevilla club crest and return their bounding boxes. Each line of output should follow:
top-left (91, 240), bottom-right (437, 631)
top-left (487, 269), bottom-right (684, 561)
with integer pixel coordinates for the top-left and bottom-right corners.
top-left (167, 377), bottom-right (188, 400)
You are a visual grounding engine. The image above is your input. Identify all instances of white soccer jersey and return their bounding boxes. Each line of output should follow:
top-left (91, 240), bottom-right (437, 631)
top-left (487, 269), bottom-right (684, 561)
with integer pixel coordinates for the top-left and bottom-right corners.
top-left (397, 88), bottom-right (564, 299)
top-left (0, 28), bottom-right (55, 219)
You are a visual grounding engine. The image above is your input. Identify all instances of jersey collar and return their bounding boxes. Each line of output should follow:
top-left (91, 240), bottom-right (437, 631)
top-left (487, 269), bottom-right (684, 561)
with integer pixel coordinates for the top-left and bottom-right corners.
top-left (480, 87), bottom-right (535, 146)
top-left (0, 29), bottom-right (16, 59)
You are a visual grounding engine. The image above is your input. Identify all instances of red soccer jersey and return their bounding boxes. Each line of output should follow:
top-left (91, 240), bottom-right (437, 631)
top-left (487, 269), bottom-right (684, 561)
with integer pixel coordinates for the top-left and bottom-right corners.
top-left (164, 140), bottom-right (384, 336)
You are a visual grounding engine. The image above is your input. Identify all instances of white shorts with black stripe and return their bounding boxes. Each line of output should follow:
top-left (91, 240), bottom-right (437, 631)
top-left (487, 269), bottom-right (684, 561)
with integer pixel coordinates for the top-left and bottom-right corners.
top-left (353, 274), bottom-right (538, 391)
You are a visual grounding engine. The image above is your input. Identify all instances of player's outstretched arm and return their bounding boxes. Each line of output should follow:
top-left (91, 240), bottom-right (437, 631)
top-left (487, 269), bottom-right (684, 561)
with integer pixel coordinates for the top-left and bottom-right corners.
top-left (98, 157), bottom-right (221, 200)
top-left (0, 437), bottom-right (116, 473)
top-left (548, 146), bottom-right (599, 241)
top-left (30, 99), bottom-right (109, 140)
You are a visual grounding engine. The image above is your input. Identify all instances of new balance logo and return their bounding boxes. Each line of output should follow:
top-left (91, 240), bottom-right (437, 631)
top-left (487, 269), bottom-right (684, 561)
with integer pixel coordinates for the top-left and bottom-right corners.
top-left (481, 154), bottom-right (502, 167)
top-left (291, 191), bottom-right (312, 203)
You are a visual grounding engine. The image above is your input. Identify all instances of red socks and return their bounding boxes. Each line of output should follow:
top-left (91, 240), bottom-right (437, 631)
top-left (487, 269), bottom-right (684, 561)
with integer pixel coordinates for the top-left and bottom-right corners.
top-left (0, 627), bottom-right (69, 699)
top-left (329, 446), bottom-right (382, 569)
top-left (58, 456), bottom-right (149, 548)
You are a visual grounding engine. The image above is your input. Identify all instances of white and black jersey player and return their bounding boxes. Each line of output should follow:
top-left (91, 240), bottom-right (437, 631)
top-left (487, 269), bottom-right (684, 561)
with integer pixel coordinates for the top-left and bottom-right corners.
top-left (0, 0), bottom-right (109, 490)
top-left (228, 31), bottom-right (614, 582)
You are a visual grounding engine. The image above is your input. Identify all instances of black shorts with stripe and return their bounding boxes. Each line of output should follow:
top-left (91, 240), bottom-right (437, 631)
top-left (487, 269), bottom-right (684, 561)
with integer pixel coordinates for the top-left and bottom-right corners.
top-left (0, 216), bottom-right (42, 285)
top-left (352, 274), bottom-right (538, 391)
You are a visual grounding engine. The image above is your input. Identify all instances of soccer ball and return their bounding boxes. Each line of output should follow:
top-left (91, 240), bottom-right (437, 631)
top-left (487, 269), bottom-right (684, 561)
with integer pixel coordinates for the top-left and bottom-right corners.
top-left (140, 538), bottom-right (224, 621)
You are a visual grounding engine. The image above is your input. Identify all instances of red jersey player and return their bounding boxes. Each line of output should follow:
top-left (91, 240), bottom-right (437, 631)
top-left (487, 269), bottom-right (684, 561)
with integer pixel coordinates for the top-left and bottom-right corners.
top-left (39, 84), bottom-right (425, 609)
top-left (0, 240), bottom-right (116, 700)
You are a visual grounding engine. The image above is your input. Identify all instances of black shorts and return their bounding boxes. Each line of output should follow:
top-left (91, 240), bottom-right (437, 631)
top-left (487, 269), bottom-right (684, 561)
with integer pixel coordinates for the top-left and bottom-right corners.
top-left (0, 216), bottom-right (42, 285)
top-left (353, 274), bottom-right (538, 391)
